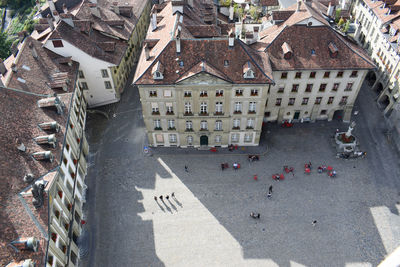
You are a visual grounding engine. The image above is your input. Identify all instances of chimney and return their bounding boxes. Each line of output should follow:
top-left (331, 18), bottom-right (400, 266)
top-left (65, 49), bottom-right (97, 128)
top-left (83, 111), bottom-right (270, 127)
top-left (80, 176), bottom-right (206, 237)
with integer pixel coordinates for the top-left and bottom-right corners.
top-left (254, 26), bottom-right (259, 41)
top-left (89, 3), bottom-right (101, 18)
top-left (0, 59), bottom-right (6, 75)
top-left (11, 63), bottom-right (18, 73)
top-left (144, 43), bottom-right (150, 60)
top-left (60, 13), bottom-right (74, 27)
top-left (151, 10), bottom-right (157, 31)
top-left (11, 43), bottom-right (18, 57)
top-left (47, 0), bottom-right (56, 16)
top-left (62, 3), bottom-right (68, 14)
top-left (176, 29), bottom-right (181, 53)
top-left (296, 0), bottom-right (301, 11)
top-left (188, 0), bottom-right (194, 8)
top-left (327, 2), bottom-right (334, 17)
top-left (52, 10), bottom-right (60, 22)
top-left (229, 2), bottom-right (234, 22)
top-left (112, 2), bottom-right (120, 15)
top-left (47, 14), bottom-right (54, 31)
top-left (228, 30), bottom-right (234, 47)
top-left (29, 41), bottom-right (38, 59)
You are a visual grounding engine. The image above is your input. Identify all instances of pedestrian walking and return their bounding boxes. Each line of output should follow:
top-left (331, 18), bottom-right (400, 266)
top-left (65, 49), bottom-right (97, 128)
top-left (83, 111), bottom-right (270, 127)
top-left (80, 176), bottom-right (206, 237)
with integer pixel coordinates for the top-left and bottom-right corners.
top-left (171, 192), bottom-right (175, 198)
top-left (268, 185), bottom-right (273, 194)
top-left (166, 195), bottom-right (169, 200)
top-left (154, 196), bottom-right (157, 201)
top-left (253, 175), bottom-right (258, 181)
top-left (267, 192), bottom-right (272, 199)
top-left (159, 195), bottom-right (163, 201)
top-left (184, 165), bottom-right (188, 172)
top-left (312, 220), bottom-right (317, 226)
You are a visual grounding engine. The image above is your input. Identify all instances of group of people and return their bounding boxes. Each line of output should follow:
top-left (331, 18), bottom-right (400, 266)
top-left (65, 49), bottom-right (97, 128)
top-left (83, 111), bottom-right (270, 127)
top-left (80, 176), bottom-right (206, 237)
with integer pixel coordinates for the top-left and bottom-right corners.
top-left (154, 192), bottom-right (175, 202)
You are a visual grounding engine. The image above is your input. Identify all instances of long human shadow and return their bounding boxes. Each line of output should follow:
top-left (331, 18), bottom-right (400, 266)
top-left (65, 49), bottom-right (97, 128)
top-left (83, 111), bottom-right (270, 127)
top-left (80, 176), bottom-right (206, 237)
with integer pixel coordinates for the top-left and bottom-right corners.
top-left (167, 198), bottom-right (178, 212)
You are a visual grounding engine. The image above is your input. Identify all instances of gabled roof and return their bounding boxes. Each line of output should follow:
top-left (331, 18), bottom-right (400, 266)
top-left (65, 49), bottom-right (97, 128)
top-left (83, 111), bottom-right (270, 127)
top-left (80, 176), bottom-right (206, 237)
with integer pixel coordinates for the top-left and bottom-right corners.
top-left (176, 60), bottom-right (233, 83)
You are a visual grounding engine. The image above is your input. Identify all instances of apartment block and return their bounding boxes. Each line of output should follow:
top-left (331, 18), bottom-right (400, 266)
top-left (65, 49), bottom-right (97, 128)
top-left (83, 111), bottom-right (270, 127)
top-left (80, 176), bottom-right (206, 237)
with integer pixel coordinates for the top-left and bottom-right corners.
top-left (0, 36), bottom-right (88, 267)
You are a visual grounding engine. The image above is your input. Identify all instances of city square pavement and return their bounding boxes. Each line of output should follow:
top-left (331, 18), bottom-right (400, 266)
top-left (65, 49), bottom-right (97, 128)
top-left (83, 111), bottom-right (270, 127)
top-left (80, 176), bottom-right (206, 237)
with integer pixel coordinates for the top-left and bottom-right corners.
top-left (80, 81), bottom-right (400, 267)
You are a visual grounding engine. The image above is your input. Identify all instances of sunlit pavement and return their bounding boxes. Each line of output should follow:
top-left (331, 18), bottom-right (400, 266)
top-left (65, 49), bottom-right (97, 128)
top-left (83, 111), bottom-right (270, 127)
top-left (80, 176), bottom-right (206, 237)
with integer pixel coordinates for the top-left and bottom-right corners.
top-left (81, 82), bottom-right (400, 267)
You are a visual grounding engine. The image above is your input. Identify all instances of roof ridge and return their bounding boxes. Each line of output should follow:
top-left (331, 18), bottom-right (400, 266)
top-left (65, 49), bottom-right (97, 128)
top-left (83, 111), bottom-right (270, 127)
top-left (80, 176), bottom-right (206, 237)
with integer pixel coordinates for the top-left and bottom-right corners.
top-left (175, 58), bottom-right (233, 83)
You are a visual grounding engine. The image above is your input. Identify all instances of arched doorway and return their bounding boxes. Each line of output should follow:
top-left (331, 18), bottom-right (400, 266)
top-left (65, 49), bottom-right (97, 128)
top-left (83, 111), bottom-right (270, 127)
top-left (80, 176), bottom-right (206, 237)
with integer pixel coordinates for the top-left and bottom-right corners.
top-left (376, 83), bottom-right (384, 95)
top-left (332, 109), bottom-right (344, 121)
top-left (379, 95), bottom-right (390, 110)
top-left (200, 135), bottom-right (208, 146)
top-left (366, 71), bottom-right (376, 86)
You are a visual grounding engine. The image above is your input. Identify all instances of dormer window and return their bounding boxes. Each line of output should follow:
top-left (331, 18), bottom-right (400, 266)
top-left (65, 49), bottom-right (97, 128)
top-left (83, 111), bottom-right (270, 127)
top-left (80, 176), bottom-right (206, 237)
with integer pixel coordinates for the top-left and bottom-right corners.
top-left (282, 42), bottom-right (293, 60)
top-left (243, 61), bottom-right (254, 79)
top-left (152, 61), bottom-right (164, 80)
top-left (328, 42), bottom-right (338, 58)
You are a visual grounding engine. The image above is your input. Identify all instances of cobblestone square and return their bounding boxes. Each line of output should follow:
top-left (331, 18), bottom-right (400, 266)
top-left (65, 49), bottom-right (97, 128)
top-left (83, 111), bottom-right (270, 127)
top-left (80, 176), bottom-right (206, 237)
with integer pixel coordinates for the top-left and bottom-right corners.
top-left (82, 83), bottom-right (400, 267)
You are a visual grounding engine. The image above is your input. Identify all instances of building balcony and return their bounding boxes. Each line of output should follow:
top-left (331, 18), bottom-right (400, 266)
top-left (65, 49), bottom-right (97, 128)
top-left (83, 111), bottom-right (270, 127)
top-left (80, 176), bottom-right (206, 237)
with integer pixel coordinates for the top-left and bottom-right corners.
top-left (246, 126), bottom-right (254, 129)
top-left (233, 111), bottom-right (242, 114)
top-left (184, 112), bottom-right (193, 116)
top-left (168, 127), bottom-right (176, 131)
top-left (232, 126), bottom-right (240, 130)
top-left (166, 111), bottom-right (174, 115)
top-left (152, 111), bottom-right (160, 115)
top-left (154, 127), bottom-right (162, 131)
top-left (185, 128), bottom-right (194, 132)
top-left (214, 112), bottom-right (224, 116)
top-left (248, 111), bottom-right (256, 114)
top-left (199, 112), bottom-right (209, 116)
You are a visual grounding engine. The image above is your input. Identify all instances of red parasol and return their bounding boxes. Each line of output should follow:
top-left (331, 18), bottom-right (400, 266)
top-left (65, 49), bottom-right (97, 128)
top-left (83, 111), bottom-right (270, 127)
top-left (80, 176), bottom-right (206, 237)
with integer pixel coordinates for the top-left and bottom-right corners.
top-left (327, 166), bottom-right (333, 171)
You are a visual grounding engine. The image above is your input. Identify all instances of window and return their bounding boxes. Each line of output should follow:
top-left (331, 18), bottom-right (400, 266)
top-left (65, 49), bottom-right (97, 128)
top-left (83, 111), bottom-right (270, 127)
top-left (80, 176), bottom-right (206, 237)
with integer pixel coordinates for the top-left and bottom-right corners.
top-left (167, 119), bottom-right (175, 130)
top-left (340, 96), bottom-right (348, 105)
top-left (52, 40), bottom-right (63, 47)
top-left (184, 102), bottom-right (192, 115)
top-left (244, 133), bottom-right (253, 142)
top-left (250, 89), bottom-right (259, 96)
top-left (315, 97), bottom-right (322, 104)
top-left (278, 86), bottom-right (284, 93)
top-left (319, 84), bottom-right (327, 92)
top-left (332, 83), bottom-right (340, 91)
top-left (169, 134), bottom-right (177, 143)
top-left (187, 136), bottom-right (193, 145)
top-left (200, 120), bottom-right (208, 130)
top-left (215, 120), bottom-right (222, 131)
top-left (164, 90), bottom-right (172, 97)
top-left (234, 102), bottom-right (242, 113)
top-left (281, 72), bottom-right (288, 79)
top-left (235, 89), bottom-right (243, 96)
top-left (309, 72), bottom-right (316, 78)
top-left (350, 71), bottom-right (358, 77)
top-left (320, 110), bottom-right (327, 115)
top-left (323, 71), bottom-right (330, 78)
top-left (295, 72), bottom-right (302, 79)
top-left (247, 118), bottom-right (255, 129)
top-left (215, 102), bottom-right (223, 114)
top-left (200, 102), bottom-right (208, 114)
top-left (151, 103), bottom-right (159, 114)
top-left (233, 119), bottom-right (240, 129)
top-left (292, 84), bottom-right (299, 92)
top-left (166, 103), bottom-right (173, 114)
top-left (337, 71), bottom-right (344, 78)
top-left (305, 84), bottom-right (313, 92)
top-left (302, 98), bottom-right (309, 105)
top-left (249, 102), bottom-right (256, 113)
top-left (101, 69), bottom-right (109, 78)
top-left (149, 90), bottom-right (157, 97)
top-left (265, 111), bottom-right (271, 117)
top-left (78, 70), bottom-right (84, 79)
top-left (104, 81), bottom-right (112, 89)
top-left (288, 98), bottom-right (295, 105)
top-left (231, 133), bottom-right (239, 142)
top-left (154, 119), bottom-right (161, 130)
top-left (276, 98), bottom-right (282, 106)
top-left (156, 134), bottom-right (164, 143)
top-left (200, 90), bottom-right (208, 97)
top-left (328, 97), bottom-right (334, 104)
top-left (186, 121), bottom-right (193, 131)
top-left (80, 82), bottom-right (88, 90)
top-left (215, 135), bottom-right (222, 143)
top-left (184, 91), bottom-right (192, 97)
top-left (216, 89), bottom-right (223, 97)
top-left (345, 83), bottom-right (353, 91)
top-left (224, 60), bottom-right (229, 66)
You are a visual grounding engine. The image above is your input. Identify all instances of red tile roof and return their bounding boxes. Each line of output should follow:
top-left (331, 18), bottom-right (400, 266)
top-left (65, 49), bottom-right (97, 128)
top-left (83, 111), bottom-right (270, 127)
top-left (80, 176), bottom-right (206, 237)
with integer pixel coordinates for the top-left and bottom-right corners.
top-left (0, 36), bottom-right (78, 266)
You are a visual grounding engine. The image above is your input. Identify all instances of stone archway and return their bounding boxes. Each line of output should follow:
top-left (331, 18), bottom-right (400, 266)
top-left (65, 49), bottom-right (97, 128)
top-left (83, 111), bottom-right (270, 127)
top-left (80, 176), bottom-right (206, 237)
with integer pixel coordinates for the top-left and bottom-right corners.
top-left (376, 82), bottom-right (384, 95)
top-left (366, 71), bottom-right (377, 86)
top-left (379, 95), bottom-right (390, 110)
top-left (332, 109), bottom-right (344, 121)
top-left (200, 135), bottom-right (208, 146)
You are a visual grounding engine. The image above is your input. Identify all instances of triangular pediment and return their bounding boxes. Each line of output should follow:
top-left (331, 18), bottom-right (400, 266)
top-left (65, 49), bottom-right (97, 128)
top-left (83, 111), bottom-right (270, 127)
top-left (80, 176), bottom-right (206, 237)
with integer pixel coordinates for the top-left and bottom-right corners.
top-left (177, 72), bottom-right (231, 85)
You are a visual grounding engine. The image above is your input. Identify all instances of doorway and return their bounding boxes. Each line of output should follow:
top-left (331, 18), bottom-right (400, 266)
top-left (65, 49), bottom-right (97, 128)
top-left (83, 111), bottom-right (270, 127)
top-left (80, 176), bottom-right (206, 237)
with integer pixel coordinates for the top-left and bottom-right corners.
top-left (200, 135), bottom-right (208, 146)
top-left (293, 111), bottom-right (300, 120)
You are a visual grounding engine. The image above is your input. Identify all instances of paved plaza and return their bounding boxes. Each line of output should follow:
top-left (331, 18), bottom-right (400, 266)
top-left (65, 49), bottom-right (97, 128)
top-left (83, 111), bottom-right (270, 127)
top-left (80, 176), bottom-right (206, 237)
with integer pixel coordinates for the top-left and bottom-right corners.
top-left (81, 82), bottom-right (400, 267)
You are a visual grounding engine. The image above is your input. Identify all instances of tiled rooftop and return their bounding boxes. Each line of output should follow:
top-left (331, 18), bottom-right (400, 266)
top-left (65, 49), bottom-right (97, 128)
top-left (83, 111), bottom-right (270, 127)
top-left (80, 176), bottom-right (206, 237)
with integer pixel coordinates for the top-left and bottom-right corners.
top-left (0, 36), bottom-right (78, 266)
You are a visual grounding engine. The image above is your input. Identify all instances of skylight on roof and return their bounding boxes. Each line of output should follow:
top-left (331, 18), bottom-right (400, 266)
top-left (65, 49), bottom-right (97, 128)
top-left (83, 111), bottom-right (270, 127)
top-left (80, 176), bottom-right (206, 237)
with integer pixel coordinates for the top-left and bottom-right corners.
top-left (311, 49), bottom-right (316, 55)
top-left (17, 77), bottom-right (26, 83)
top-left (22, 65), bottom-right (30, 71)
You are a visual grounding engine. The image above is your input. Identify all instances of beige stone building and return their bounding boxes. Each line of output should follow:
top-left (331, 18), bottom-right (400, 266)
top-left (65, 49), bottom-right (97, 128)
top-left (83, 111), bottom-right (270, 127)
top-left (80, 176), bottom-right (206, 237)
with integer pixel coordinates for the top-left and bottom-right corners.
top-left (134, 0), bottom-right (375, 148)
